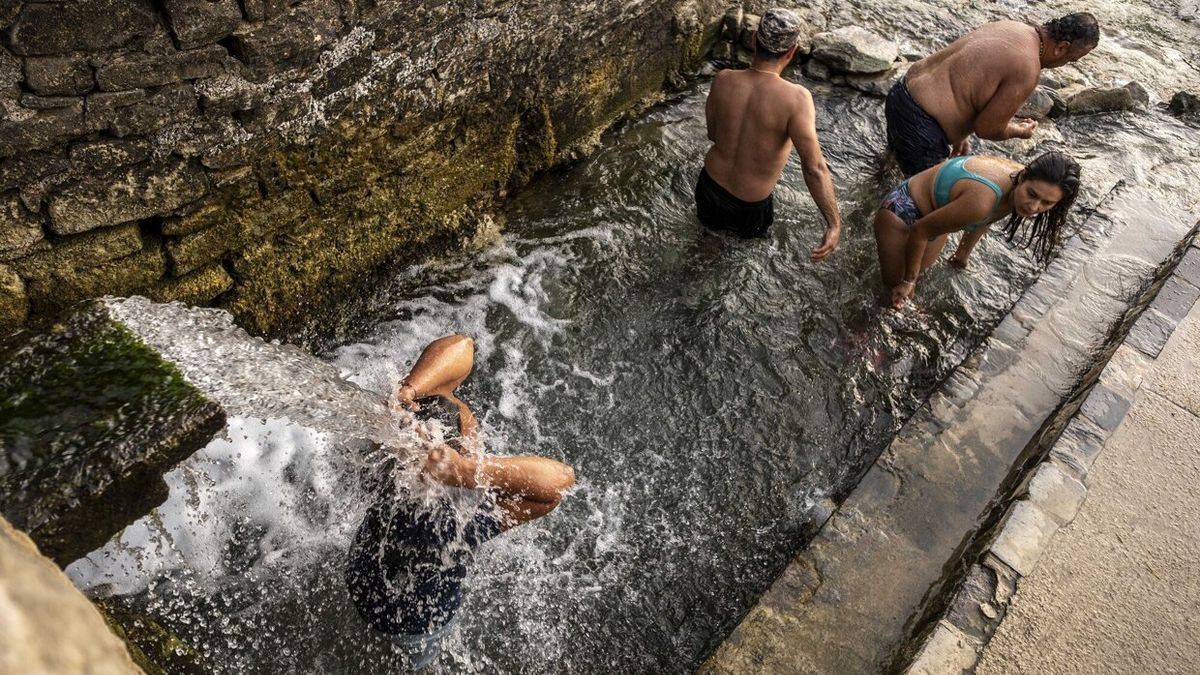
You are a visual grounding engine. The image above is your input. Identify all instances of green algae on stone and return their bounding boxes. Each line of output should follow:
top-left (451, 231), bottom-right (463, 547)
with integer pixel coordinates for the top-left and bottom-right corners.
top-left (0, 301), bottom-right (225, 565)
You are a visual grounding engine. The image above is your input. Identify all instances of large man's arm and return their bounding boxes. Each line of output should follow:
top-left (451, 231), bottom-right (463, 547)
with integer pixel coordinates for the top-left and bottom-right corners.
top-left (973, 74), bottom-right (1039, 141)
top-left (787, 88), bottom-right (842, 261)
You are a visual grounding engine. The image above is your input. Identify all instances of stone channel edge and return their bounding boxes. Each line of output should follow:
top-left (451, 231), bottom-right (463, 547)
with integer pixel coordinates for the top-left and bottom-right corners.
top-left (903, 237), bottom-right (1200, 674)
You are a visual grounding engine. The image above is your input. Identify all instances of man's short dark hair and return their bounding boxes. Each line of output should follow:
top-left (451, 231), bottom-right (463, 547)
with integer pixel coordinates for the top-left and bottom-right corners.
top-left (1043, 12), bottom-right (1100, 50)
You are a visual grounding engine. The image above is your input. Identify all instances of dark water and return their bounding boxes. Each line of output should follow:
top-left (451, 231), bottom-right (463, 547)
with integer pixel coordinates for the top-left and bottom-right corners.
top-left (65, 74), bottom-right (1198, 673)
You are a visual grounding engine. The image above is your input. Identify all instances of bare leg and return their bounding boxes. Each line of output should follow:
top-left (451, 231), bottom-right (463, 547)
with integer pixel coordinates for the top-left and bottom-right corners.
top-left (396, 335), bottom-right (475, 405)
top-left (873, 208), bottom-right (910, 289)
top-left (921, 234), bottom-right (949, 271)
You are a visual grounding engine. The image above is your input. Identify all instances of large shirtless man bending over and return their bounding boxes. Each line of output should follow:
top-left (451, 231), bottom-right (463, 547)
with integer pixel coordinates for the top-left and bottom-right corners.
top-left (886, 13), bottom-right (1100, 176)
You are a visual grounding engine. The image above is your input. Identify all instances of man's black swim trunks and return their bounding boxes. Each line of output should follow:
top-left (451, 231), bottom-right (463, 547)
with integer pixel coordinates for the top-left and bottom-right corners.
top-left (885, 78), bottom-right (952, 177)
top-left (694, 167), bottom-right (774, 238)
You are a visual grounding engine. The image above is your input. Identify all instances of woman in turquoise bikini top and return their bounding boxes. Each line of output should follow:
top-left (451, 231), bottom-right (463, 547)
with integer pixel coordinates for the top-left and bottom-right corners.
top-left (874, 151), bottom-right (1082, 309)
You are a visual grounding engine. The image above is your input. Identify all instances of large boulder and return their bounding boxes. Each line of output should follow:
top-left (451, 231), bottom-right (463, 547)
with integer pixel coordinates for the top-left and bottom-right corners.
top-left (1019, 85), bottom-right (1068, 120)
top-left (1066, 86), bottom-right (1136, 115)
top-left (811, 26), bottom-right (897, 74)
top-left (0, 516), bottom-right (143, 674)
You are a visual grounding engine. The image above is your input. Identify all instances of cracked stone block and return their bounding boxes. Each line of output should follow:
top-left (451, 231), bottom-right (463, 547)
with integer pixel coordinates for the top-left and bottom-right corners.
top-left (1098, 344), bottom-right (1153, 400)
top-left (1174, 246), bottom-right (1200, 288)
top-left (945, 563), bottom-right (1007, 641)
top-left (1025, 462), bottom-right (1087, 525)
top-left (990, 501), bottom-right (1059, 576)
top-left (906, 620), bottom-right (981, 674)
top-left (7, 0), bottom-right (163, 56)
top-left (1080, 382), bottom-right (1132, 432)
top-left (24, 57), bottom-right (94, 96)
top-left (25, 248), bottom-right (166, 316)
top-left (144, 262), bottom-right (234, 306)
top-left (1051, 410), bottom-right (1104, 473)
top-left (226, 2), bottom-right (344, 73)
top-left (1149, 275), bottom-right (1200, 323)
top-left (1125, 308), bottom-right (1175, 358)
top-left (0, 100), bottom-right (87, 156)
top-left (95, 46), bottom-right (238, 91)
top-left (162, 0), bottom-right (244, 50)
top-left (47, 159), bottom-right (208, 235)
top-left (1, 194), bottom-right (44, 260)
top-left (68, 138), bottom-right (152, 173)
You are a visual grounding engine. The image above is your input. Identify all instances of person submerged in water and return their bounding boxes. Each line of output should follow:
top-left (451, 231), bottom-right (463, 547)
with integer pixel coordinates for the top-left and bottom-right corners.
top-left (886, 13), bottom-right (1100, 176)
top-left (875, 151), bottom-right (1081, 309)
top-left (697, 7), bottom-right (842, 254)
top-left (344, 335), bottom-right (575, 671)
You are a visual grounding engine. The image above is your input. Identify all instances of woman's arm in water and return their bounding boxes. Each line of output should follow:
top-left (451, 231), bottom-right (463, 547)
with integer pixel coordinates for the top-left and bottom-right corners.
top-left (949, 223), bottom-right (992, 269)
top-left (395, 335), bottom-right (475, 407)
top-left (894, 198), bottom-right (991, 307)
top-left (424, 445), bottom-right (576, 529)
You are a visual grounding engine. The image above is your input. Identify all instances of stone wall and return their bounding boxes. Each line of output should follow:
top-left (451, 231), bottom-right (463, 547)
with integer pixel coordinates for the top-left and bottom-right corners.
top-left (1, 0), bottom-right (725, 335)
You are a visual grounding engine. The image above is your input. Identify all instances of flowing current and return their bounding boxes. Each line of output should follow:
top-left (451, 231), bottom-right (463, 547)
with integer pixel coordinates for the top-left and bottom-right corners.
top-left (67, 73), bottom-right (1199, 673)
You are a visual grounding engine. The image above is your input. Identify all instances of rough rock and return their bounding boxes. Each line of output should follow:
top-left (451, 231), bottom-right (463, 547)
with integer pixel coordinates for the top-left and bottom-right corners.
top-left (69, 138), bottom-right (153, 173)
top-left (226, 2), bottom-right (344, 73)
top-left (811, 26), bottom-right (898, 74)
top-left (1170, 91), bottom-right (1200, 116)
top-left (990, 501), bottom-right (1059, 576)
top-left (1180, 1), bottom-right (1199, 22)
top-left (843, 63), bottom-right (908, 98)
top-left (0, 150), bottom-right (70, 192)
top-left (7, 0), bottom-right (163, 56)
top-left (194, 74), bottom-right (261, 113)
top-left (26, 248), bottom-right (167, 316)
top-left (0, 302), bottom-right (225, 562)
top-left (10, 224), bottom-right (143, 280)
top-left (1024, 462), bottom-right (1088, 526)
top-left (1066, 86), bottom-right (1136, 115)
top-left (0, 264), bottom-right (26, 328)
top-left (803, 58), bottom-right (831, 81)
top-left (0, 194), bottom-right (44, 259)
top-left (88, 83), bottom-right (199, 137)
top-left (96, 46), bottom-right (238, 91)
top-left (23, 57), bottom-right (94, 96)
top-left (1123, 81), bottom-right (1151, 109)
top-left (1018, 86), bottom-right (1057, 121)
top-left (47, 159), bottom-right (208, 235)
top-left (146, 262), bottom-right (234, 305)
top-left (239, 0), bottom-right (292, 23)
top-left (739, 14), bottom-right (759, 51)
top-left (0, 46), bottom-right (20, 90)
top-left (0, 517), bottom-right (142, 674)
top-left (18, 94), bottom-right (82, 110)
top-left (721, 6), bottom-right (743, 42)
top-left (162, 0), bottom-right (244, 50)
top-left (0, 101), bottom-right (87, 156)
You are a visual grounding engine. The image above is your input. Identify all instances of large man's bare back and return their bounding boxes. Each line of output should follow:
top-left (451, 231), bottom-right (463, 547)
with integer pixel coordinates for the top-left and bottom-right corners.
top-left (703, 69), bottom-right (810, 202)
top-left (905, 21), bottom-right (1040, 143)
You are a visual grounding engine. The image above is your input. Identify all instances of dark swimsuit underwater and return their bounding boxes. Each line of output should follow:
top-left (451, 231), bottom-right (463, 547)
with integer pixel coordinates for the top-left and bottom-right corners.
top-left (694, 167), bottom-right (774, 238)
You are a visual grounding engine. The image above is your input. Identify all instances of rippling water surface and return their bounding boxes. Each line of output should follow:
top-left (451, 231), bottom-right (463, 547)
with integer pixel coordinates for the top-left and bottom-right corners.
top-left (66, 74), bottom-right (1199, 673)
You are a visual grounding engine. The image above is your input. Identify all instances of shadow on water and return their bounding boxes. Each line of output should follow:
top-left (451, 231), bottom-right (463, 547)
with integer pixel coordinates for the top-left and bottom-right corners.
top-left (63, 74), bottom-right (1199, 674)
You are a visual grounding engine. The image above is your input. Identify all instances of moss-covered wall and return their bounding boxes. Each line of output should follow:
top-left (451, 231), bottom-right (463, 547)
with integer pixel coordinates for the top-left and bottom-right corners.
top-left (0, 0), bottom-right (726, 335)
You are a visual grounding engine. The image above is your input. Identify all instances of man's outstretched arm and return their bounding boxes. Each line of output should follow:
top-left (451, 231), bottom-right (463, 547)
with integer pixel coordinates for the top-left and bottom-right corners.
top-left (424, 445), bottom-right (576, 529)
top-left (788, 90), bottom-right (842, 261)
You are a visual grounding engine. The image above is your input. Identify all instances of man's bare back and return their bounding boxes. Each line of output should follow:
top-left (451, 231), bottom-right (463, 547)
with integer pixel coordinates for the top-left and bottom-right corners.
top-left (704, 69), bottom-right (815, 202)
top-left (905, 21), bottom-right (1042, 144)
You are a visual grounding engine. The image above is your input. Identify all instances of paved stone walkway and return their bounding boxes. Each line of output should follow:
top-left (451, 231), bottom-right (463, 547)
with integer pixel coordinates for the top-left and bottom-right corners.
top-left (976, 299), bottom-right (1200, 674)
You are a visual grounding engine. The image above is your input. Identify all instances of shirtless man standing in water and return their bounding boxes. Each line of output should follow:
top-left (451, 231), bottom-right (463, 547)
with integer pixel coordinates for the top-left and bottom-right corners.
top-left (697, 7), bottom-right (841, 256)
top-left (886, 13), bottom-right (1100, 176)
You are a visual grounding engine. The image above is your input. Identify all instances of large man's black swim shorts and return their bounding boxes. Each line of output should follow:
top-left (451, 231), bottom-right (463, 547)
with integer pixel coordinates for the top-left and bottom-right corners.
top-left (885, 78), bottom-right (952, 177)
top-left (694, 167), bottom-right (774, 238)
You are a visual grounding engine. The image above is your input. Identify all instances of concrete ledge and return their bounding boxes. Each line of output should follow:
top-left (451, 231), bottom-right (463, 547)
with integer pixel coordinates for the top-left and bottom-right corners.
top-left (900, 240), bottom-right (1200, 675)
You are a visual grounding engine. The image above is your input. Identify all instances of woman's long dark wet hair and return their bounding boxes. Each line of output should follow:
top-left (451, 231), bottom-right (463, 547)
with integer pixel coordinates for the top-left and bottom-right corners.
top-left (1003, 151), bottom-right (1081, 264)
